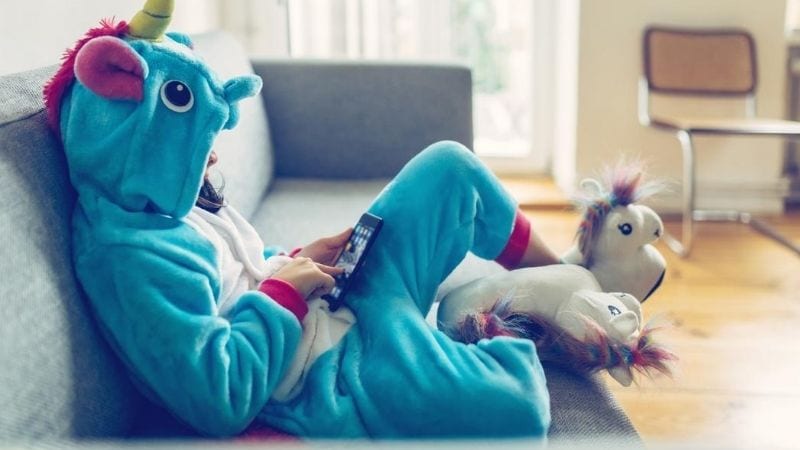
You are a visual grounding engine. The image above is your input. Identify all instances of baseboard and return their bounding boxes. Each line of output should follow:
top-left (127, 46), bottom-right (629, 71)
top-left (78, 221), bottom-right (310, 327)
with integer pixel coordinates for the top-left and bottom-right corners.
top-left (787, 177), bottom-right (800, 205)
top-left (648, 178), bottom-right (789, 215)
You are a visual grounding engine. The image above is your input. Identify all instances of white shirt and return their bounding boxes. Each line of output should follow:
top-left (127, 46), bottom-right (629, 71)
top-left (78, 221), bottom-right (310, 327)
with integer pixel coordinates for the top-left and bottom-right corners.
top-left (184, 205), bottom-right (356, 402)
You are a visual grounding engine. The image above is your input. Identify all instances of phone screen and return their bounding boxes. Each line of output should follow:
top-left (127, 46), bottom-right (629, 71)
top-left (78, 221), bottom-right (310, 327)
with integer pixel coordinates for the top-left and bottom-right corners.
top-left (323, 213), bottom-right (382, 310)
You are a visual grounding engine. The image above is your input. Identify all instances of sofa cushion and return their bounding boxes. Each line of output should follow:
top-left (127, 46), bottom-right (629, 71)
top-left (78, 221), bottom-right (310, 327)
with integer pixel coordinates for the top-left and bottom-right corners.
top-left (249, 178), bottom-right (391, 249)
top-left (249, 178), bottom-right (639, 441)
top-left (191, 32), bottom-right (274, 220)
top-left (0, 67), bottom-right (143, 439)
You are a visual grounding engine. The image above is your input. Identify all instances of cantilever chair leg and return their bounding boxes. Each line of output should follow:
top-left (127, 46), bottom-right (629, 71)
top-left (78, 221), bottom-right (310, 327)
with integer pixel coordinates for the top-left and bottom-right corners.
top-left (662, 130), bottom-right (696, 257)
top-left (663, 129), bottom-right (800, 258)
top-left (748, 216), bottom-right (800, 256)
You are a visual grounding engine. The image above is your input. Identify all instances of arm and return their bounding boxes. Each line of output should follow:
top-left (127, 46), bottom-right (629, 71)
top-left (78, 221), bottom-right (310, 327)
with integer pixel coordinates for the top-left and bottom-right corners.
top-left (77, 243), bottom-right (302, 437)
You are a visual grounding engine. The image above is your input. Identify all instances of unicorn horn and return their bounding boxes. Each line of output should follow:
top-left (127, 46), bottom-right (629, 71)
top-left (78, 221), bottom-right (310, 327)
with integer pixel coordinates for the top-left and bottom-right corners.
top-left (127, 0), bottom-right (175, 41)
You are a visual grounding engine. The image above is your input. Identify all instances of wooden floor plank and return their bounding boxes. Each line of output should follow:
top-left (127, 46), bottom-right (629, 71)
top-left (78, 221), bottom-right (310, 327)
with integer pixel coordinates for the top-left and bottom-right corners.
top-left (609, 390), bottom-right (800, 449)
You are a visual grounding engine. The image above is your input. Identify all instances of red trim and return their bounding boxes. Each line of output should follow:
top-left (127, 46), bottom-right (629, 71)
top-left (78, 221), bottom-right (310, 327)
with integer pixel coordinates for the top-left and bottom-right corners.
top-left (495, 210), bottom-right (531, 270)
top-left (259, 279), bottom-right (308, 321)
top-left (238, 423), bottom-right (298, 441)
top-left (289, 247), bottom-right (303, 257)
top-left (43, 19), bottom-right (129, 136)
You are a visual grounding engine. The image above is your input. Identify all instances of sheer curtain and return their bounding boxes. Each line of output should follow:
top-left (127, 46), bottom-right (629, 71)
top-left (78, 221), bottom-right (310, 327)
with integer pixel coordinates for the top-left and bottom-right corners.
top-left (215, 0), bottom-right (554, 173)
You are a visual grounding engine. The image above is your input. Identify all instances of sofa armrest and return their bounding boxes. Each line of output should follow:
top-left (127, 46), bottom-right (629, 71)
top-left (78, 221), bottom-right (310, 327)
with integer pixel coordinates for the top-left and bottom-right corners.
top-left (252, 59), bottom-right (473, 179)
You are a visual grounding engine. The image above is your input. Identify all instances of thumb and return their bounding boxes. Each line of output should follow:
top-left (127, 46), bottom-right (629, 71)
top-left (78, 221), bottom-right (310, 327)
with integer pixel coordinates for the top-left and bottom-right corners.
top-left (330, 227), bottom-right (353, 246)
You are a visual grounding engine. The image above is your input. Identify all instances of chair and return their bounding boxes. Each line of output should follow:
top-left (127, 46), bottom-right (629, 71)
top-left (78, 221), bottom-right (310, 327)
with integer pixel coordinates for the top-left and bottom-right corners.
top-left (638, 26), bottom-right (800, 257)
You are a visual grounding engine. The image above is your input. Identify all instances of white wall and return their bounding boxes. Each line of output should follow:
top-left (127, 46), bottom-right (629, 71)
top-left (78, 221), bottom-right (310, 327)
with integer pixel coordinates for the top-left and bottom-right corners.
top-left (552, 0), bottom-right (580, 192)
top-left (0, 0), bottom-right (223, 75)
top-left (558, 0), bottom-right (789, 214)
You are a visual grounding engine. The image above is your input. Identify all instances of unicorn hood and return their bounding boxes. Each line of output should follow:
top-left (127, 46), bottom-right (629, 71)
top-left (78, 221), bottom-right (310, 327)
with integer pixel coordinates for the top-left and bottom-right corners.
top-left (46, 5), bottom-right (261, 219)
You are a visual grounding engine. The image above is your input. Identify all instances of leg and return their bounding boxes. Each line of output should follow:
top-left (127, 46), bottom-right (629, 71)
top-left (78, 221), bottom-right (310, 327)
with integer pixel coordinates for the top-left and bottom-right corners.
top-left (347, 141), bottom-right (527, 315)
top-left (345, 143), bottom-right (551, 434)
top-left (262, 292), bottom-right (551, 438)
top-left (262, 143), bottom-right (551, 437)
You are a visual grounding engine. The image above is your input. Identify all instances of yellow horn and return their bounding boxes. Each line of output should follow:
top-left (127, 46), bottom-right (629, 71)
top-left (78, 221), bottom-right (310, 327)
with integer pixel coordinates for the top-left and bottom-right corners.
top-left (127, 0), bottom-right (174, 41)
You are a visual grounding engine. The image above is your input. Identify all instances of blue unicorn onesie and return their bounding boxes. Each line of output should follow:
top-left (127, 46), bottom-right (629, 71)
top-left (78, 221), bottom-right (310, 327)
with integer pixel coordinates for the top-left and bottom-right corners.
top-left (45, 0), bottom-right (550, 439)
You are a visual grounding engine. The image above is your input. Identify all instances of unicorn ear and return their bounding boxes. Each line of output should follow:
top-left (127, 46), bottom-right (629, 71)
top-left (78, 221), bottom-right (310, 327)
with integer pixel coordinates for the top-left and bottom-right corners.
top-left (224, 75), bottom-right (263, 103)
top-left (222, 75), bottom-right (263, 130)
top-left (579, 178), bottom-right (604, 196)
top-left (74, 36), bottom-right (148, 101)
top-left (167, 32), bottom-right (194, 49)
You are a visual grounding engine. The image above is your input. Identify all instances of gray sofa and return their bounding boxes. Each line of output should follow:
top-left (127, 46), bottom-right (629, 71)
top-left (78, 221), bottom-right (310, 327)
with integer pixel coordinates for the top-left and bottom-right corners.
top-left (0, 31), bottom-right (639, 445)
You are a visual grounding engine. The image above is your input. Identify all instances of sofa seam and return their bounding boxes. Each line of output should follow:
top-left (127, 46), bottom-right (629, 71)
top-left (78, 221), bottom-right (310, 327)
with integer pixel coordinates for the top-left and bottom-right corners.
top-left (0, 107), bottom-right (47, 129)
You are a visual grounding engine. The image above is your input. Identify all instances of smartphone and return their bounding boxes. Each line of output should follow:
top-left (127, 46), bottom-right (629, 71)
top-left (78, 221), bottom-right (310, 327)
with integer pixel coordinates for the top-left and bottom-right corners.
top-left (322, 213), bottom-right (383, 311)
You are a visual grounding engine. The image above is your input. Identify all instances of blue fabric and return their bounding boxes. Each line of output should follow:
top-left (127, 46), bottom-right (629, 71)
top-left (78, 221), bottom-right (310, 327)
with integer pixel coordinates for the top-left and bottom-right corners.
top-left (60, 33), bottom-right (300, 437)
top-left (60, 35), bottom-right (261, 219)
top-left (58, 28), bottom-right (548, 438)
top-left (260, 142), bottom-right (551, 438)
top-left (263, 245), bottom-right (287, 259)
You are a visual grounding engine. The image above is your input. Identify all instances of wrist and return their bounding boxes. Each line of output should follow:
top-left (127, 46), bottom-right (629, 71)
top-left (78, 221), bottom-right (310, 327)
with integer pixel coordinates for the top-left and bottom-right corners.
top-left (259, 278), bottom-right (308, 322)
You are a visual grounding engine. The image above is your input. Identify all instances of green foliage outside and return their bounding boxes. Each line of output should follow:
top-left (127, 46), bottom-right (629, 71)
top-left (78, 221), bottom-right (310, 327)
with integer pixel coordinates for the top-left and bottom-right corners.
top-left (451, 0), bottom-right (509, 94)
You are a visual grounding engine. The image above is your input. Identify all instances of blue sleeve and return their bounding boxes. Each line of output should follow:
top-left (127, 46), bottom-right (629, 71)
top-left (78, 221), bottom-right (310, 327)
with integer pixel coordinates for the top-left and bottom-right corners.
top-left (77, 243), bottom-right (302, 437)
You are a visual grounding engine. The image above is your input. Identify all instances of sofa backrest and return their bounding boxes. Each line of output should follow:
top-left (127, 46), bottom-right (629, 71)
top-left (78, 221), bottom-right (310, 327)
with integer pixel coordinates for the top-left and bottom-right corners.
top-left (0, 67), bottom-right (144, 439)
top-left (191, 31), bottom-right (275, 220)
top-left (253, 60), bottom-right (473, 179)
top-left (0, 32), bottom-right (272, 440)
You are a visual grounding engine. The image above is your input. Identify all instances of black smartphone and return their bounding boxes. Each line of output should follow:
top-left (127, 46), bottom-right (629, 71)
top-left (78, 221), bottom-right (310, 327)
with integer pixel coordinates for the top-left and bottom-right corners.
top-left (322, 213), bottom-right (383, 311)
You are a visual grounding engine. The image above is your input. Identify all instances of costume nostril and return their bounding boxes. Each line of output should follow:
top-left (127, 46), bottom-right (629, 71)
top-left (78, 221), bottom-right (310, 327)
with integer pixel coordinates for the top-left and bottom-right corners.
top-left (654, 228), bottom-right (661, 238)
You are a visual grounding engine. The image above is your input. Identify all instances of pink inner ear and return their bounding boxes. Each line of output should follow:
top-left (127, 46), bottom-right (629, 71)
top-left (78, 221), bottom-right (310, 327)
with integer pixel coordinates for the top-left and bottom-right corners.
top-left (74, 36), bottom-right (145, 101)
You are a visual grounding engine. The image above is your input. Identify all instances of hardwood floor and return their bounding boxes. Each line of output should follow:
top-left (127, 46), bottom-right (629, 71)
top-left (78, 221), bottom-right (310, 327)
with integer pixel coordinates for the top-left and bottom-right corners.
top-left (518, 202), bottom-right (800, 448)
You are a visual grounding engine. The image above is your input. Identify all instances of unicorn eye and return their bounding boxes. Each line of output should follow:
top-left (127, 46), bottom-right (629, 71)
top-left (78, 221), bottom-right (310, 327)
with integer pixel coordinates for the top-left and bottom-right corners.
top-left (608, 305), bottom-right (622, 316)
top-left (160, 80), bottom-right (194, 113)
top-left (618, 223), bottom-right (633, 236)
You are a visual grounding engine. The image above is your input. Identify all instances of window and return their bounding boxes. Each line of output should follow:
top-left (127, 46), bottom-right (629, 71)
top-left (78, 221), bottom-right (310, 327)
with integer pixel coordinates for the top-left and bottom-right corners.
top-left (283, 0), bottom-right (551, 172)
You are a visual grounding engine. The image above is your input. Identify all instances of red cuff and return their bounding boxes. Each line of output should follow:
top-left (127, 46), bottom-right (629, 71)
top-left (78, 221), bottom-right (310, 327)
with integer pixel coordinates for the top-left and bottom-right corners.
top-left (289, 247), bottom-right (303, 257)
top-left (495, 210), bottom-right (531, 270)
top-left (259, 279), bottom-right (308, 322)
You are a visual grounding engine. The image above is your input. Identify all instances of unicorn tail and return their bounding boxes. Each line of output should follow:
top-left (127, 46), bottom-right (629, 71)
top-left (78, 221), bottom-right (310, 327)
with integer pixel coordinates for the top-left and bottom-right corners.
top-left (455, 298), bottom-right (677, 379)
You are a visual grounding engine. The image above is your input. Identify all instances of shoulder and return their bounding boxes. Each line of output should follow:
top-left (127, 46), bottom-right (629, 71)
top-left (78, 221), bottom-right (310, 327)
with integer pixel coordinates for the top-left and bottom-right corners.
top-left (73, 205), bottom-right (219, 282)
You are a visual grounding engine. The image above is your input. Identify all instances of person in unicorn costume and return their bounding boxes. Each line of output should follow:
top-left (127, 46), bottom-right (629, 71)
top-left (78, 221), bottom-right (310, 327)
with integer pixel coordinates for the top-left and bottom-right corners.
top-left (46, 0), bottom-right (563, 438)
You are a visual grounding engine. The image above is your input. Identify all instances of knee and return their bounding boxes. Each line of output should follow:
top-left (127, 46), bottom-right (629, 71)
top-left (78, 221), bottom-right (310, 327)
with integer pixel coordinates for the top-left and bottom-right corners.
top-left (417, 141), bottom-right (479, 174)
top-left (404, 141), bottom-right (485, 192)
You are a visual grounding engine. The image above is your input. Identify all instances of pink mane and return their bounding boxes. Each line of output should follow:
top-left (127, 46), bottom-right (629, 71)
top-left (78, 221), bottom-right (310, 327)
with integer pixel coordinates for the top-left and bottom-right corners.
top-left (574, 163), bottom-right (664, 265)
top-left (455, 297), bottom-right (676, 380)
top-left (43, 19), bottom-right (129, 136)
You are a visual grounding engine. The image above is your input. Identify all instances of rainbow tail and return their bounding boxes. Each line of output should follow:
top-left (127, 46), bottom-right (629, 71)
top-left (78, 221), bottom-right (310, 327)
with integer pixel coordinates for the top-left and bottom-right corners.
top-left (455, 298), bottom-right (677, 379)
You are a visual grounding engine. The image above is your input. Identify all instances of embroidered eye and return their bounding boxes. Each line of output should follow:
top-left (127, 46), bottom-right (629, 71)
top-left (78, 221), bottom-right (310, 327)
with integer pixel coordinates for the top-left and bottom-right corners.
top-left (618, 223), bottom-right (633, 236)
top-left (160, 80), bottom-right (194, 113)
top-left (608, 305), bottom-right (621, 316)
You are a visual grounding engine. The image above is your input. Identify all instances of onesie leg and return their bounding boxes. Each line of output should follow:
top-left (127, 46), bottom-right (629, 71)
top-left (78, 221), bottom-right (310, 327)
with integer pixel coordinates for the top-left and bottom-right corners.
top-left (347, 140), bottom-right (527, 316)
top-left (260, 142), bottom-right (550, 438)
top-left (343, 142), bottom-right (550, 436)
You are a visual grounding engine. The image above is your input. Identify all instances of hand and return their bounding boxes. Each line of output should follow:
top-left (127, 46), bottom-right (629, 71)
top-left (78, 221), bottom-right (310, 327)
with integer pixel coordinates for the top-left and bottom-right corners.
top-left (295, 228), bottom-right (352, 266)
top-left (270, 257), bottom-right (344, 299)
